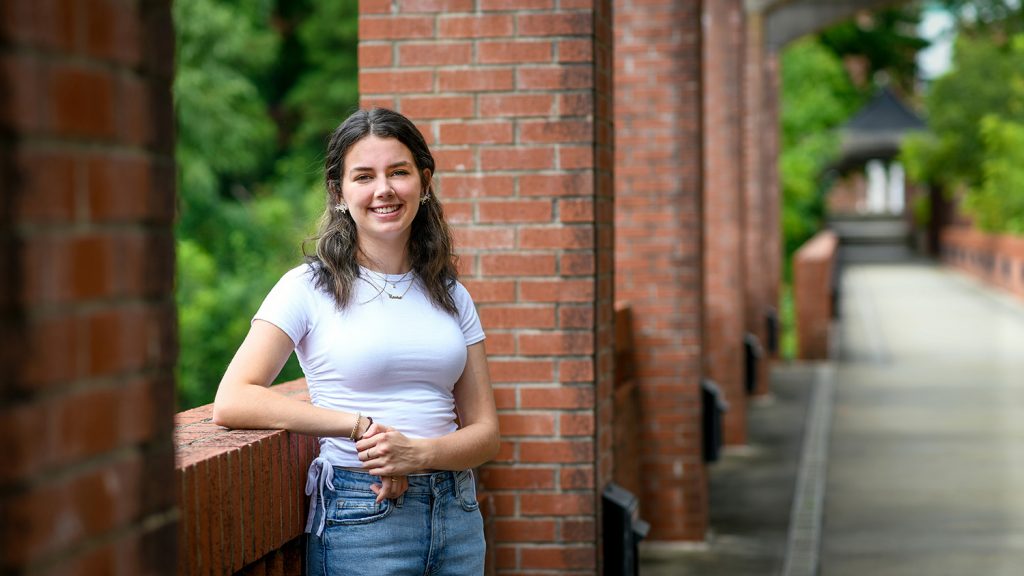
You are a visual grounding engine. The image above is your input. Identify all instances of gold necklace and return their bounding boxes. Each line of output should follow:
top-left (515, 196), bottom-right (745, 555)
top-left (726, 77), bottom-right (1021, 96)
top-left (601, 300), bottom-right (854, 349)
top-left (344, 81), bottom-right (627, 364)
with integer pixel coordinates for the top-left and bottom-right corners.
top-left (360, 270), bottom-right (416, 300)
top-left (364, 267), bottom-right (412, 290)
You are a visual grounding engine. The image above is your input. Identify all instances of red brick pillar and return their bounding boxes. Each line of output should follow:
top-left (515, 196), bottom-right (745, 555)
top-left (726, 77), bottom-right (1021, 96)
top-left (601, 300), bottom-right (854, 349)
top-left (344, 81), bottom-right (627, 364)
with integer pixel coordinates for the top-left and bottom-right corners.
top-left (703, 0), bottom-right (747, 445)
top-left (743, 10), bottom-right (772, 393)
top-left (614, 0), bottom-right (708, 541)
top-left (764, 51), bottom-right (783, 343)
top-left (359, 2), bottom-right (614, 573)
top-left (0, 1), bottom-right (178, 574)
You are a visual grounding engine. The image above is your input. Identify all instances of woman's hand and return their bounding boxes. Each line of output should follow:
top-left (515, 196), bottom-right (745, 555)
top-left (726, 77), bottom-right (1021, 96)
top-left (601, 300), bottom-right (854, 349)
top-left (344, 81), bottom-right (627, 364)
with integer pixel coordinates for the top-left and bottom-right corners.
top-left (372, 474), bottom-right (408, 504)
top-left (357, 421), bottom-right (421, 502)
top-left (356, 422), bottom-right (425, 478)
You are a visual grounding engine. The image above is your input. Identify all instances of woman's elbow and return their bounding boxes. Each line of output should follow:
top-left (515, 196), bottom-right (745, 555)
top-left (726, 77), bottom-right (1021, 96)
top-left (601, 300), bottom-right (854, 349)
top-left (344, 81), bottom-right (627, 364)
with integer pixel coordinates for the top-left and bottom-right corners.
top-left (212, 389), bottom-right (241, 429)
top-left (211, 401), bottom-right (231, 429)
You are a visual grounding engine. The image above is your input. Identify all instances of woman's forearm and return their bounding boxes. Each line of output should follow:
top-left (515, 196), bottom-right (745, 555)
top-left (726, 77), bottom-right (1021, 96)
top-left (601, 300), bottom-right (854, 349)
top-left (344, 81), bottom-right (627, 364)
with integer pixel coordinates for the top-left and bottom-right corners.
top-left (213, 381), bottom-right (363, 439)
top-left (417, 421), bottom-right (500, 471)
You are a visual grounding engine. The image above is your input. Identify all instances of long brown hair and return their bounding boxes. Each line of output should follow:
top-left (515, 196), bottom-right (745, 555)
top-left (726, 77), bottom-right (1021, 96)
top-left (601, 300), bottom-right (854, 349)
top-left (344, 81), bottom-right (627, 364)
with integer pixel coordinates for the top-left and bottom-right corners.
top-left (305, 108), bottom-right (458, 314)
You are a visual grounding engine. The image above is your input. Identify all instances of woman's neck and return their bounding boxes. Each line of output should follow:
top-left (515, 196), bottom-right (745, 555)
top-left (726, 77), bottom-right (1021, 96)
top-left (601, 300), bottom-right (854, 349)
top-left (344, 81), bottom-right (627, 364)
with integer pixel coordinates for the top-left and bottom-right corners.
top-left (356, 242), bottom-right (411, 275)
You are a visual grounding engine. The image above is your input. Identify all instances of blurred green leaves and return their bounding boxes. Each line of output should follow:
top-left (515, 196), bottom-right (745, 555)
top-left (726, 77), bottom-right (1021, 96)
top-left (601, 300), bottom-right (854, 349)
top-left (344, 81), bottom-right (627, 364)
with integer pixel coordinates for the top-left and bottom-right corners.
top-left (173, 0), bottom-right (358, 409)
top-left (780, 38), bottom-right (862, 268)
top-left (901, 30), bottom-right (1024, 235)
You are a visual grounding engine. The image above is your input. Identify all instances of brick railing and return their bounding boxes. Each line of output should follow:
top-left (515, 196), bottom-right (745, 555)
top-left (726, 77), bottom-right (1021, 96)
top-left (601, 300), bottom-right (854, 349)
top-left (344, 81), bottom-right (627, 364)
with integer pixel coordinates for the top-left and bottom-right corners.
top-left (174, 380), bottom-right (315, 576)
top-left (174, 379), bottom-right (498, 575)
top-left (793, 230), bottom-right (839, 360)
top-left (942, 227), bottom-right (1024, 301)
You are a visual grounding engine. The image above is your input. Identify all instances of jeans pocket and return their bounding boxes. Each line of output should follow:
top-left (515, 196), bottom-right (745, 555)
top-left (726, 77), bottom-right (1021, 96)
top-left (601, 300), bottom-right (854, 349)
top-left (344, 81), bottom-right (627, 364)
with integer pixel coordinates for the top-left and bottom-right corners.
top-left (457, 471), bottom-right (480, 512)
top-left (326, 491), bottom-right (392, 526)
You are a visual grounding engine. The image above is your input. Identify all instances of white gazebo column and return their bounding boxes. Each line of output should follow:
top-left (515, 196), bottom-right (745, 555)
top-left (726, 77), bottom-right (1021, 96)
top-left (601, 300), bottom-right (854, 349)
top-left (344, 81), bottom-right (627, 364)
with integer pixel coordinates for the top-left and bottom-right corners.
top-left (887, 160), bottom-right (905, 214)
top-left (866, 159), bottom-right (887, 214)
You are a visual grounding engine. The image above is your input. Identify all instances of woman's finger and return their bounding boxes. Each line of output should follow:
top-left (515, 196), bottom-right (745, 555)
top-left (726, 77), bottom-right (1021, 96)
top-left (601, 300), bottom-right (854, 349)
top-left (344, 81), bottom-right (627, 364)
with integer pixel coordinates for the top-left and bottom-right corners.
top-left (377, 475), bottom-right (395, 503)
top-left (355, 429), bottom-right (385, 452)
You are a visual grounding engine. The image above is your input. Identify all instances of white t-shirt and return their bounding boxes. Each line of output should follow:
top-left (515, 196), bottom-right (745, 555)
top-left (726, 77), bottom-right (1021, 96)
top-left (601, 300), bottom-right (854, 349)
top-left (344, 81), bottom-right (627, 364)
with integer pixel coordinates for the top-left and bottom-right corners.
top-left (253, 263), bottom-right (485, 468)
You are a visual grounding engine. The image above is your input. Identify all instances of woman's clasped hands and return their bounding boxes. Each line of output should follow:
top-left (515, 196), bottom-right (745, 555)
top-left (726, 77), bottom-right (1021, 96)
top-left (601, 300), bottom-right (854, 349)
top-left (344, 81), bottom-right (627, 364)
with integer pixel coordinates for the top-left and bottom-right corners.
top-left (356, 421), bottom-right (422, 502)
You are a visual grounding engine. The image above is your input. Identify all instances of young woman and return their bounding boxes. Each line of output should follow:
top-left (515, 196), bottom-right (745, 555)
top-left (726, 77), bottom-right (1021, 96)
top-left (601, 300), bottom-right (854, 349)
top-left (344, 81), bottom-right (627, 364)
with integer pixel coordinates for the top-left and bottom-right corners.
top-left (213, 108), bottom-right (500, 574)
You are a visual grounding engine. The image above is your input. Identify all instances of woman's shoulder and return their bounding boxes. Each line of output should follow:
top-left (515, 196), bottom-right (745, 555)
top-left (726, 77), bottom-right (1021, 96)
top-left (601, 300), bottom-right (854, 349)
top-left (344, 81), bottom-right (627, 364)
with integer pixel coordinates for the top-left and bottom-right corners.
top-left (271, 262), bottom-right (324, 297)
top-left (448, 277), bottom-right (478, 307)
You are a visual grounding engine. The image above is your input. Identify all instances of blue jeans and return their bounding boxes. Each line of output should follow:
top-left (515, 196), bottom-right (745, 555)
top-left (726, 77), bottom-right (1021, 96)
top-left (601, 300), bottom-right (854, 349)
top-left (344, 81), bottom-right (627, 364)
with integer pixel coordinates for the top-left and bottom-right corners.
top-left (305, 468), bottom-right (485, 575)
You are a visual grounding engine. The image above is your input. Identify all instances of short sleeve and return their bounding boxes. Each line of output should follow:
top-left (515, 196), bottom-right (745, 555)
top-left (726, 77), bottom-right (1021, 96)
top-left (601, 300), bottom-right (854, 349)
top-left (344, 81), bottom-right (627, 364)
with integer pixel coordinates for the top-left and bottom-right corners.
top-left (452, 281), bottom-right (485, 346)
top-left (253, 265), bottom-right (318, 346)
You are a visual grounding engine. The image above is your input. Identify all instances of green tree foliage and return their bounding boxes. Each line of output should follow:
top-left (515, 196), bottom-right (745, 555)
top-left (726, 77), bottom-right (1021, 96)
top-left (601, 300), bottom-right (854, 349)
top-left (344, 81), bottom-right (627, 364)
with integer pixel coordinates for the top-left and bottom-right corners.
top-left (901, 29), bottom-right (1024, 234)
top-left (819, 6), bottom-right (929, 93)
top-left (939, 0), bottom-right (1024, 33)
top-left (173, 0), bottom-right (359, 409)
top-left (963, 116), bottom-right (1024, 233)
top-left (902, 32), bottom-right (1024, 188)
top-left (780, 38), bottom-right (862, 265)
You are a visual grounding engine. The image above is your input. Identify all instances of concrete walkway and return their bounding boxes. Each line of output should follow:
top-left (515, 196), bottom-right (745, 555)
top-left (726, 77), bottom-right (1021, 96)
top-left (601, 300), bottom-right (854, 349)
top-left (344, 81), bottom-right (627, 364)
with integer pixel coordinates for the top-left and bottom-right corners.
top-left (822, 263), bottom-right (1024, 575)
top-left (638, 262), bottom-right (1024, 575)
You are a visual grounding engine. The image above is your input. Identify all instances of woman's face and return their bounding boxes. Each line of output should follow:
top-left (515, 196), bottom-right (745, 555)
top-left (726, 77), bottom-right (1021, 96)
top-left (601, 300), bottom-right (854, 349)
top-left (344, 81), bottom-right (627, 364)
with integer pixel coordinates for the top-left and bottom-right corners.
top-left (339, 135), bottom-right (430, 249)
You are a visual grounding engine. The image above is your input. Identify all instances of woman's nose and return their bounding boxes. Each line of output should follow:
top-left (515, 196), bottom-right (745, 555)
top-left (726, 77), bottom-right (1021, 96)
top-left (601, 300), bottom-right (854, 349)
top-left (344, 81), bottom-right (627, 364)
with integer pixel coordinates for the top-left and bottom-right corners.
top-left (375, 179), bottom-right (395, 197)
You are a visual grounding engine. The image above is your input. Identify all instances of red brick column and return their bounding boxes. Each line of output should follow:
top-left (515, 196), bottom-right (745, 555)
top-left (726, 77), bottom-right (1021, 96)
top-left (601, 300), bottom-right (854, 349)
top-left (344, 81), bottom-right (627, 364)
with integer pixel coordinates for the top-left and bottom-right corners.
top-left (614, 0), bottom-right (707, 541)
top-left (703, 0), bottom-right (748, 445)
top-left (794, 231), bottom-right (838, 360)
top-left (0, 1), bottom-right (178, 574)
top-left (764, 51), bottom-right (783, 354)
top-left (359, 3), bottom-right (614, 573)
top-left (743, 10), bottom-right (772, 395)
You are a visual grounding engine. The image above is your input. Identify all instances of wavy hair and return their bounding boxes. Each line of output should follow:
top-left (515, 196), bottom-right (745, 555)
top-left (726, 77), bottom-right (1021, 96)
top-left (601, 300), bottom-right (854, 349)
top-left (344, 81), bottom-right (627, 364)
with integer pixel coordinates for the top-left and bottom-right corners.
top-left (305, 108), bottom-right (458, 314)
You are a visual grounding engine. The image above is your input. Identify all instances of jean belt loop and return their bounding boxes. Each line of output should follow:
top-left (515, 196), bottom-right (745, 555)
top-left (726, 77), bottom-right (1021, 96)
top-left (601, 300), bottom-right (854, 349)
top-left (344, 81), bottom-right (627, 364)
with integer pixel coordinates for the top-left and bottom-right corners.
top-left (452, 470), bottom-right (462, 501)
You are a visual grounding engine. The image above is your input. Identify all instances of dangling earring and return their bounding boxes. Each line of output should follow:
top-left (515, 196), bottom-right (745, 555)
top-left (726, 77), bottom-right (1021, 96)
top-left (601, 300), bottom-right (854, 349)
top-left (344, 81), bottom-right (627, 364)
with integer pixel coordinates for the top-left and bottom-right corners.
top-left (420, 192), bottom-right (431, 205)
top-left (335, 202), bottom-right (348, 214)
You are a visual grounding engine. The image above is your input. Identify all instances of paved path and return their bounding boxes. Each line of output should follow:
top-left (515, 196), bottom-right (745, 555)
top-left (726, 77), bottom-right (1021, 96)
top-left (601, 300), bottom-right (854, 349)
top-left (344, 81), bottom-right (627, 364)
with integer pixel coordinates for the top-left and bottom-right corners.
top-left (823, 263), bottom-right (1024, 575)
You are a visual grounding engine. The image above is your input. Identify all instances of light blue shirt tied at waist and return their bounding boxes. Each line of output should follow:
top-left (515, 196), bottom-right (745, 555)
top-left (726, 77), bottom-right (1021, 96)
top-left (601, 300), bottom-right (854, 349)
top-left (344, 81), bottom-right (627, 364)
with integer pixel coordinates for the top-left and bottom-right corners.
top-left (305, 456), bottom-right (335, 537)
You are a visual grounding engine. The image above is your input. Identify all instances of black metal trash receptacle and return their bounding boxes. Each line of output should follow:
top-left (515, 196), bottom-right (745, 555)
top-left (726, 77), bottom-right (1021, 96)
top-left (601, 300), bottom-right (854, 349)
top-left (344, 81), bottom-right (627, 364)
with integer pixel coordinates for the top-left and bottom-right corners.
top-left (700, 378), bottom-right (728, 463)
top-left (602, 482), bottom-right (650, 576)
top-left (765, 308), bottom-right (779, 355)
top-left (743, 332), bottom-right (764, 395)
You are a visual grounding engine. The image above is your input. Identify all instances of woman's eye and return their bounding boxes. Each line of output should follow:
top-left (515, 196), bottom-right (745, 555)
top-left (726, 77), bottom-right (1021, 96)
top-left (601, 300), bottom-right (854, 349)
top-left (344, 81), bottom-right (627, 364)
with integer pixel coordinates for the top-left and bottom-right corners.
top-left (354, 174), bottom-right (372, 182)
top-left (391, 170), bottom-right (409, 177)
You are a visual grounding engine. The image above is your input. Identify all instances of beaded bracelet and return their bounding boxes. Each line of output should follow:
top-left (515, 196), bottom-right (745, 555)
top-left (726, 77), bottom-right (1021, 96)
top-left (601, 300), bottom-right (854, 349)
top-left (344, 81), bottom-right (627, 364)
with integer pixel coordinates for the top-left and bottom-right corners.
top-left (349, 412), bottom-right (362, 441)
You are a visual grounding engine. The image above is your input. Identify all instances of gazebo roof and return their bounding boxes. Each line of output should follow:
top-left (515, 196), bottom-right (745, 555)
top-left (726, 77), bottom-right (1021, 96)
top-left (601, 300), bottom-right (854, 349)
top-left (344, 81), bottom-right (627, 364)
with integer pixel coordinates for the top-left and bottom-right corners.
top-left (837, 87), bottom-right (926, 170)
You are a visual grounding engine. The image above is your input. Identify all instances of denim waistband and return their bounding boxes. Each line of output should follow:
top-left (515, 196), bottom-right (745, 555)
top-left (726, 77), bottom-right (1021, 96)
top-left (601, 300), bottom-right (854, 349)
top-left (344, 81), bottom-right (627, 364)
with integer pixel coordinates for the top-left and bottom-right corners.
top-left (304, 456), bottom-right (472, 537)
top-left (329, 467), bottom-right (469, 495)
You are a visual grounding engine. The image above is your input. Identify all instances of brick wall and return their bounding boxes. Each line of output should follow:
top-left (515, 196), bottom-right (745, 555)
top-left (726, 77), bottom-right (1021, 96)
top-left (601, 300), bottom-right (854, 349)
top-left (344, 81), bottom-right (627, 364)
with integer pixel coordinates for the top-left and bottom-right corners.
top-left (0, 1), bottom-right (178, 574)
top-left (764, 52), bottom-right (783, 358)
top-left (794, 231), bottom-right (838, 360)
top-left (614, 0), bottom-right (708, 541)
top-left (942, 227), bottom-right (1024, 301)
top-left (742, 10), bottom-right (772, 395)
top-left (358, 2), bottom-right (614, 573)
top-left (703, 0), bottom-right (748, 445)
top-left (826, 171), bottom-right (867, 215)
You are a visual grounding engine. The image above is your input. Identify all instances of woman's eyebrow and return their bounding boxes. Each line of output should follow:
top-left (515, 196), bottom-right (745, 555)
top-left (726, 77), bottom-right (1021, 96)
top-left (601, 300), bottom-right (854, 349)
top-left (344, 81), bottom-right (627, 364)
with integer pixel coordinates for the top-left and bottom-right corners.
top-left (348, 161), bottom-right (413, 174)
